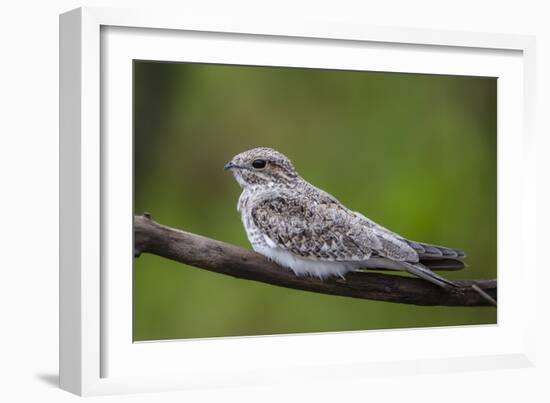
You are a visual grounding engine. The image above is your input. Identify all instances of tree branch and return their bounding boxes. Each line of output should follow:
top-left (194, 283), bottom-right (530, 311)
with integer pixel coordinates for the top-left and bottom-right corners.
top-left (134, 213), bottom-right (497, 307)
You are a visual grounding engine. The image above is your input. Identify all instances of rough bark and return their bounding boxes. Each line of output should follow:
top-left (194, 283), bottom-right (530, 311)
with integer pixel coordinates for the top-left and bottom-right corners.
top-left (134, 213), bottom-right (497, 307)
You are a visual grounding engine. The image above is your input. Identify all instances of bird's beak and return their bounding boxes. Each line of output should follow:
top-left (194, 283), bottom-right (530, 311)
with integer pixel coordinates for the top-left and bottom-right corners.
top-left (224, 161), bottom-right (236, 171)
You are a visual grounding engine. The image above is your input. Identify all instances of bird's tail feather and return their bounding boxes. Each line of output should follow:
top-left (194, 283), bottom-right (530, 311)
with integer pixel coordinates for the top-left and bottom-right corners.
top-left (399, 261), bottom-right (458, 289)
top-left (421, 258), bottom-right (466, 271)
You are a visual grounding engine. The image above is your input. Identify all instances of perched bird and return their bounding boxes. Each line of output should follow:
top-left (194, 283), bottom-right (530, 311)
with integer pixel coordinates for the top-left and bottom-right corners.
top-left (224, 147), bottom-right (466, 288)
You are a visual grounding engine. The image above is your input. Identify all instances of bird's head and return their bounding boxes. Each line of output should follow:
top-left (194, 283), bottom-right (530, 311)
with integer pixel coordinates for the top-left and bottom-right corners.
top-left (224, 147), bottom-right (299, 189)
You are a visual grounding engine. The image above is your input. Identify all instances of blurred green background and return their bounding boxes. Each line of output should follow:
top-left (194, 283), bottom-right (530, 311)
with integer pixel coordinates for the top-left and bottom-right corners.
top-left (133, 61), bottom-right (497, 341)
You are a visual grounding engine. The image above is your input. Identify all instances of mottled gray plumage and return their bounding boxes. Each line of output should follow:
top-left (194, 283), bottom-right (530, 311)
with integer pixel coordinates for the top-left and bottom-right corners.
top-left (224, 147), bottom-right (465, 288)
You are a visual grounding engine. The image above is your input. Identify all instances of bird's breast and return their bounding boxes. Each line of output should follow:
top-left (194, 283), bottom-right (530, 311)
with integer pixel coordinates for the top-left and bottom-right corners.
top-left (237, 190), bottom-right (264, 247)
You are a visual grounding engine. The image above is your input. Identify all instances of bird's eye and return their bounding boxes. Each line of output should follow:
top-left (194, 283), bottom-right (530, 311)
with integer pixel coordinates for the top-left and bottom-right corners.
top-left (252, 159), bottom-right (267, 169)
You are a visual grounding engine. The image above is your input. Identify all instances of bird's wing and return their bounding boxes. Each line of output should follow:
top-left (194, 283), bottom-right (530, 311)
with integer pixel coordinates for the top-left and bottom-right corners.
top-left (351, 211), bottom-right (465, 262)
top-left (251, 193), bottom-right (417, 262)
top-left (403, 240), bottom-right (466, 260)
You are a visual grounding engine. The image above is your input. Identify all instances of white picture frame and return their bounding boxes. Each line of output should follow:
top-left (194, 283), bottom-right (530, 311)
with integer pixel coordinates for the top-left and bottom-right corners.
top-left (59, 6), bottom-right (537, 396)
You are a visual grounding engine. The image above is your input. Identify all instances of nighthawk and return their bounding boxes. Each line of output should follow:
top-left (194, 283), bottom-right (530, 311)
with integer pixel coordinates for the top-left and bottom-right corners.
top-left (224, 147), bottom-right (466, 288)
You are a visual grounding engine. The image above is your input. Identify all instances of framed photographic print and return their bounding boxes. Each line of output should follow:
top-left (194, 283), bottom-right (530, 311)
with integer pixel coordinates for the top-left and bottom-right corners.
top-left (60, 6), bottom-right (536, 396)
